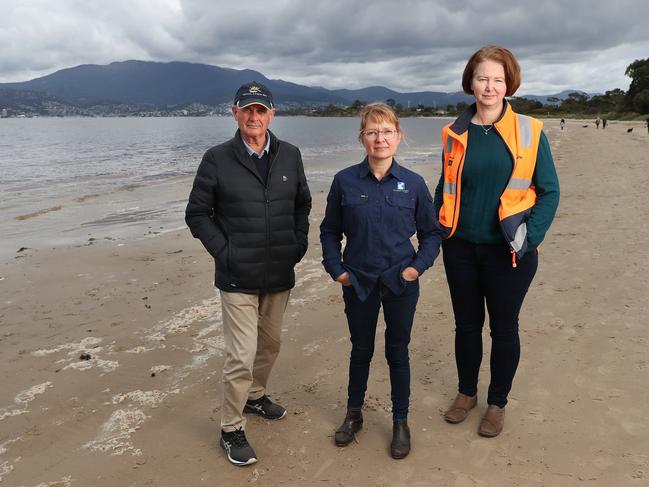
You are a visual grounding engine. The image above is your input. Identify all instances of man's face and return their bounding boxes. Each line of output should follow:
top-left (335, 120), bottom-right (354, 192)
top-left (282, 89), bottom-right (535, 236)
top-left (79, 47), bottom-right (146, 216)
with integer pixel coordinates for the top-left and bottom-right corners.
top-left (232, 104), bottom-right (275, 141)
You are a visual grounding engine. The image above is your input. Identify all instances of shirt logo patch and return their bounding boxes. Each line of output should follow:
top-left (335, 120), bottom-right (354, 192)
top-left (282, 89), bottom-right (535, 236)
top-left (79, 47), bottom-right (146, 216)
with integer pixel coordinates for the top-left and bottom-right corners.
top-left (394, 181), bottom-right (409, 193)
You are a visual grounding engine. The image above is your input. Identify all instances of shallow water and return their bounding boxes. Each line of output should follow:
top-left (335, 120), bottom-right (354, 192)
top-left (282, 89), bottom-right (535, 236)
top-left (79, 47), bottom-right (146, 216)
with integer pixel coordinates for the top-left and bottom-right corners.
top-left (0, 116), bottom-right (447, 262)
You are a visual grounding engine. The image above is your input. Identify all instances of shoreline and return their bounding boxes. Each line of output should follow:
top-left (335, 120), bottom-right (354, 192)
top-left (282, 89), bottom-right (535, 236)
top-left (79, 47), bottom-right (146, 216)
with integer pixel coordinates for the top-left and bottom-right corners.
top-left (1, 119), bottom-right (648, 486)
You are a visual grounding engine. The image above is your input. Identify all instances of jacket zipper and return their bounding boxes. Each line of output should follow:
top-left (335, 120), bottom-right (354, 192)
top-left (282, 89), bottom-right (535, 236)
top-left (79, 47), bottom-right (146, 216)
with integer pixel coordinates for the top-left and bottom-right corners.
top-left (264, 144), bottom-right (281, 290)
top-left (495, 126), bottom-right (520, 268)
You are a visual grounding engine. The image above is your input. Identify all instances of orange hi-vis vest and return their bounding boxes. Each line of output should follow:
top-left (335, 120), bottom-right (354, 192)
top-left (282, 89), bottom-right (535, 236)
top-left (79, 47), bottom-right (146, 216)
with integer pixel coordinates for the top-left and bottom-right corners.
top-left (439, 101), bottom-right (543, 267)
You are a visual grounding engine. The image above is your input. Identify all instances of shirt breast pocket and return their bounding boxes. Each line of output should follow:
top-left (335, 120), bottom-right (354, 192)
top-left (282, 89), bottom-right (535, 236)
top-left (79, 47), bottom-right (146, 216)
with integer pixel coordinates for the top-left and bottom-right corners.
top-left (386, 194), bottom-right (416, 228)
top-left (341, 193), bottom-right (369, 232)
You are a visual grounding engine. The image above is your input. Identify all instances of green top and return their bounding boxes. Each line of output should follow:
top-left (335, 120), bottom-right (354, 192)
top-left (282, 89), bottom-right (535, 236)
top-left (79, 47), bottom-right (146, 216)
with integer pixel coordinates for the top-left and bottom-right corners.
top-left (434, 123), bottom-right (560, 251)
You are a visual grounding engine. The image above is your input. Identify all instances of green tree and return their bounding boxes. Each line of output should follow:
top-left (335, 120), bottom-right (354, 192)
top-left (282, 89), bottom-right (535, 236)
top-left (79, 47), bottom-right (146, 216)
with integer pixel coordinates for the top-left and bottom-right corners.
top-left (624, 58), bottom-right (649, 113)
top-left (350, 99), bottom-right (365, 110)
top-left (632, 89), bottom-right (649, 114)
top-left (386, 98), bottom-right (396, 108)
top-left (560, 92), bottom-right (590, 112)
top-left (588, 89), bottom-right (626, 113)
top-left (509, 97), bottom-right (543, 113)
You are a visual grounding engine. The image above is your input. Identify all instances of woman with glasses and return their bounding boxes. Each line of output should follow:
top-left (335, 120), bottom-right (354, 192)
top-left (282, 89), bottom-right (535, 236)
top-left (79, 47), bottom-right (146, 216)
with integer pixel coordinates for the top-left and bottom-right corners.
top-left (320, 102), bottom-right (443, 459)
top-left (436, 46), bottom-right (560, 437)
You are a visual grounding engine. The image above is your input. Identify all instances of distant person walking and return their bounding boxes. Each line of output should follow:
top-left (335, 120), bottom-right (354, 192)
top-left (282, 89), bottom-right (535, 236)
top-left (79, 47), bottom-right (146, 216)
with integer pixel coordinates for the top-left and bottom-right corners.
top-left (186, 82), bottom-right (312, 466)
top-left (560, 118), bottom-right (565, 131)
top-left (321, 103), bottom-right (443, 459)
top-left (435, 45), bottom-right (560, 437)
top-left (646, 117), bottom-right (649, 134)
top-left (602, 118), bottom-right (607, 129)
top-left (595, 117), bottom-right (601, 129)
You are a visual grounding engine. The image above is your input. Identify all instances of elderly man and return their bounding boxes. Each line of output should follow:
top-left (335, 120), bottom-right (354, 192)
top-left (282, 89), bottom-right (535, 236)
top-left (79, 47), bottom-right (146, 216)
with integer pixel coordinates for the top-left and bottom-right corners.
top-left (186, 82), bottom-right (312, 466)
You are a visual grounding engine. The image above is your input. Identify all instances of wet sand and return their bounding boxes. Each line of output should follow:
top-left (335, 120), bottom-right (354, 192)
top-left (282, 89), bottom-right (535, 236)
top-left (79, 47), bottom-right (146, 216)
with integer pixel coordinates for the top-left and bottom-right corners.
top-left (1, 119), bottom-right (648, 486)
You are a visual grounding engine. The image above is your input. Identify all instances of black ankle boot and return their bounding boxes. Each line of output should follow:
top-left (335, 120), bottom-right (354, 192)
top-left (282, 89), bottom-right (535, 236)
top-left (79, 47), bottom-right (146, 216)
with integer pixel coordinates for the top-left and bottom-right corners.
top-left (334, 410), bottom-right (363, 446)
top-left (390, 419), bottom-right (410, 459)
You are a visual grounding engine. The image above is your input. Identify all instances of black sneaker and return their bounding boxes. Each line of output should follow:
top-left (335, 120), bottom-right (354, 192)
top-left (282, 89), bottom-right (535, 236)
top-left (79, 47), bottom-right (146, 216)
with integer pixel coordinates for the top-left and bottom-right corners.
top-left (220, 428), bottom-right (257, 466)
top-left (243, 395), bottom-right (287, 420)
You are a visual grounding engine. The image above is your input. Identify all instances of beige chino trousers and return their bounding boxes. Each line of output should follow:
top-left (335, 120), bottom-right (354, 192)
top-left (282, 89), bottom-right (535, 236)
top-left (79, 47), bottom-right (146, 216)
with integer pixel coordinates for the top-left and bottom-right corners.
top-left (219, 289), bottom-right (290, 432)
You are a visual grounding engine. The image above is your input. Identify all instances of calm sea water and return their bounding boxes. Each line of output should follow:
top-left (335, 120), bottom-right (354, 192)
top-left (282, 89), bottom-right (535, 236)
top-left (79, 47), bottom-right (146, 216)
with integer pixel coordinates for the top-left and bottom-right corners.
top-left (0, 116), bottom-right (448, 262)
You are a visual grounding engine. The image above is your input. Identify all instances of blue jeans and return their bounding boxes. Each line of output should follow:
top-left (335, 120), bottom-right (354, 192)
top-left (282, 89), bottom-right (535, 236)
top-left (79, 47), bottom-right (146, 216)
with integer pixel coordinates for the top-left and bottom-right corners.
top-left (442, 238), bottom-right (538, 407)
top-left (342, 280), bottom-right (420, 420)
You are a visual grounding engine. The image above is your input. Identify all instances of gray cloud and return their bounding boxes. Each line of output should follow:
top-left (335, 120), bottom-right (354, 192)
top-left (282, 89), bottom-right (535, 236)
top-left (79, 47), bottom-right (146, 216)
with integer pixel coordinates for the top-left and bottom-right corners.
top-left (1, 0), bottom-right (648, 94)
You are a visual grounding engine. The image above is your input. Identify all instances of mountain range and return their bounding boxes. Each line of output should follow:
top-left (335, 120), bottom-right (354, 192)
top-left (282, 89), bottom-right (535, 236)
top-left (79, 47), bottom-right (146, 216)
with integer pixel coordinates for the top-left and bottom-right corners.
top-left (0, 60), bottom-right (588, 112)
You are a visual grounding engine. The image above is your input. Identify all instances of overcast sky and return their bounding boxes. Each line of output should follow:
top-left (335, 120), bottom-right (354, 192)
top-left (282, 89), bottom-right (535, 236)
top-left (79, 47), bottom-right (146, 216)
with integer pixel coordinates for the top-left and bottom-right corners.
top-left (2, 0), bottom-right (648, 95)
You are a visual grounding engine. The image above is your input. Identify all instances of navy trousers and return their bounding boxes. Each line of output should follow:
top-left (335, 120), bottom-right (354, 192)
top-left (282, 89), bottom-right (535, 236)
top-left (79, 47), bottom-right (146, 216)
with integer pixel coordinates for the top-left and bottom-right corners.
top-left (342, 280), bottom-right (419, 420)
top-left (442, 238), bottom-right (538, 407)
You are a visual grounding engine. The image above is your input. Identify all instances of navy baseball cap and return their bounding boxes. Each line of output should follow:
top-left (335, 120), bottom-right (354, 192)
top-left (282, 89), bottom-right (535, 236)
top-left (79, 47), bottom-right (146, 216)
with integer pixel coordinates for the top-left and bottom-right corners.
top-left (234, 82), bottom-right (274, 109)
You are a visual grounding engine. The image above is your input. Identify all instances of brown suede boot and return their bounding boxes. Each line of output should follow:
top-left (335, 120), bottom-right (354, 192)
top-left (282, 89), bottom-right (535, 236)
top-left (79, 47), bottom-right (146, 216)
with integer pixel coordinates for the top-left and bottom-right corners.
top-left (478, 405), bottom-right (505, 437)
top-left (443, 393), bottom-right (477, 424)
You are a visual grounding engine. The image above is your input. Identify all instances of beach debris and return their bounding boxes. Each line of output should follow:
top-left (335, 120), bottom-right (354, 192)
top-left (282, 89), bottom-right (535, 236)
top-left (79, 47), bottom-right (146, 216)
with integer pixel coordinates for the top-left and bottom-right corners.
top-left (33, 336), bottom-right (102, 356)
top-left (167, 249), bottom-right (183, 254)
top-left (16, 247), bottom-right (30, 253)
top-left (111, 389), bottom-right (172, 408)
top-left (33, 475), bottom-right (73, 487)
top-left (63, 358), bottom-right (119, 373)
top-left (1, 382), bottom-right (52, 421)
top-left (80, 352), bottom-right (92, 361)
top-left (15, 206), bottom-right (62, 221)
top-left (150, 365), bottom-right (170, 375)
top-left (83, 408), bottom-right (148, 456)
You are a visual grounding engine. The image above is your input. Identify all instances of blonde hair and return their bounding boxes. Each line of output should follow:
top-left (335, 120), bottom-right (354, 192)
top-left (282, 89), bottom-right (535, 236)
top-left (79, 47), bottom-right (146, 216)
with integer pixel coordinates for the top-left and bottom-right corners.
top-left (358, 103), bottom-right (403, 142)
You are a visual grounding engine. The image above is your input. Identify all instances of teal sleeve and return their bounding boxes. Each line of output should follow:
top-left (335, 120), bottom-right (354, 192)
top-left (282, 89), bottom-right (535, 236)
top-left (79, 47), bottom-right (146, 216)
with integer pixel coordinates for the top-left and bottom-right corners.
top-left (527, 131), bottom-right (560, 250)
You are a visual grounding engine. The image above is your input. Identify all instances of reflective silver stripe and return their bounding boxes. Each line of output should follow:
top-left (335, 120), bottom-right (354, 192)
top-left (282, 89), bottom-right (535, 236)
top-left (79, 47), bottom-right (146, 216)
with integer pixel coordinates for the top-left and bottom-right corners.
top-left (509, 223), bottom-right (527, 252)
top-left (507, 177), bottom-right (532, 190)
top-left (517, 114), bottom-right (533, 148)
top-left (443, 182), bottom-right (456, 195)
top-left (445, 136), bottom-right (454, 153)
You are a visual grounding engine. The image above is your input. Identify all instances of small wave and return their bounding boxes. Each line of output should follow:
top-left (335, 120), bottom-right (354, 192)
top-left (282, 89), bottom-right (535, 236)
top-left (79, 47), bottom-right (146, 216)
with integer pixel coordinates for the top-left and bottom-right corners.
top-left (79, 207), bottom-right (167, 227)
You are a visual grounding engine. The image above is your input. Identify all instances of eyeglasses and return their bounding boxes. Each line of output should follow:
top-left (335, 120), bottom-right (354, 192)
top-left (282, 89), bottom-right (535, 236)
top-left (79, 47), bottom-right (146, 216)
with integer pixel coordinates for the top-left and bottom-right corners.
top-left (362, 129), bottom-right (398, 140)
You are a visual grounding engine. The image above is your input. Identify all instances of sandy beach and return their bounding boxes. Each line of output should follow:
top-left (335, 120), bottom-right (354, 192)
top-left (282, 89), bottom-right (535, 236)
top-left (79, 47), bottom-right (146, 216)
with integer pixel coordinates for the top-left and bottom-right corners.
top-left (1, 118), bottom-right (648, 486)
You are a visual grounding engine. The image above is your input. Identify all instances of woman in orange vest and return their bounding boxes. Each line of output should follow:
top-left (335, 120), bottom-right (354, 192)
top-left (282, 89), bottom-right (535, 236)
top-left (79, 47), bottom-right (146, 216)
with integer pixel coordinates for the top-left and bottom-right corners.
top-left (434, 46), bottom-right (560, 437)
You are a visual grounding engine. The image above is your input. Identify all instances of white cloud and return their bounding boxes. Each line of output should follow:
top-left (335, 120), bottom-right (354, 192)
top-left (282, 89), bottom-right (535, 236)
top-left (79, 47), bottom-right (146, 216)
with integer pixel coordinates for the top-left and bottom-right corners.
top-left (1, 0), bottom-right (648, 94)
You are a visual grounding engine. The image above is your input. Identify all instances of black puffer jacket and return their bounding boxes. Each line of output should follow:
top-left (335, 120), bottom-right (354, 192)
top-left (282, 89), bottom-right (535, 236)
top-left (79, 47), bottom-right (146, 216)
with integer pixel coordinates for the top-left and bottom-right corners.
top-left (186, 130), bottom-right (312, 293)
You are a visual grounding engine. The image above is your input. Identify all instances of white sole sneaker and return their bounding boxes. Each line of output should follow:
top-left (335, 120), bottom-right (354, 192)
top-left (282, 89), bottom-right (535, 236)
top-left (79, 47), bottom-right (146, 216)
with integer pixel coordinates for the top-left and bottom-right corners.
top-left (220, 438), bottom-right (257, 466)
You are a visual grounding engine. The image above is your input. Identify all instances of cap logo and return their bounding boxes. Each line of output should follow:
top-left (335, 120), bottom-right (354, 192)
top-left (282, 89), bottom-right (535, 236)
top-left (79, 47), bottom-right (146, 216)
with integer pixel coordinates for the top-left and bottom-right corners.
top-left (249, 85), bottom-right (261, 94)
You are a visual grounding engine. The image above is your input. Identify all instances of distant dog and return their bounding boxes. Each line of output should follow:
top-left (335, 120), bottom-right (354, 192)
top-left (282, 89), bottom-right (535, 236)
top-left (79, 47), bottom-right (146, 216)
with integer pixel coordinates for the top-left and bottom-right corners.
top-left (627, 128), bottom-right (633, 133)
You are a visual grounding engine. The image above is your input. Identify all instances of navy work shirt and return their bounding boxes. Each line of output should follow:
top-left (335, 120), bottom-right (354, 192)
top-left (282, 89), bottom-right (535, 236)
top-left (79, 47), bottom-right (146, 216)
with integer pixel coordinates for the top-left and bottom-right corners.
top-left (320, 158), bottom-right (443, 302)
